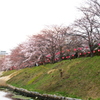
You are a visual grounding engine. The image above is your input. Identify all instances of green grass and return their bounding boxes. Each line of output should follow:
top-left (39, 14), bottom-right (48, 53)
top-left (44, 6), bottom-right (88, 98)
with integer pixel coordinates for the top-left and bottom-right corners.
top-left (1, 70), bottom-right (16, 77)
top-left (12, 95), bottom-right (33, 100)
top-left (3, 56), bottom-right (100, 100)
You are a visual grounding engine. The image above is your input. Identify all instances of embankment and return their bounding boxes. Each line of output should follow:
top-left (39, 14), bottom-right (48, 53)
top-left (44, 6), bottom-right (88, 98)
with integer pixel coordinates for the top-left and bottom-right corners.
top-left (0, 70), bottom-right (81, 100)
top-left (1, 56), bottom-right (100, 100)
top-left (7, 85), bottom-right (81, 100)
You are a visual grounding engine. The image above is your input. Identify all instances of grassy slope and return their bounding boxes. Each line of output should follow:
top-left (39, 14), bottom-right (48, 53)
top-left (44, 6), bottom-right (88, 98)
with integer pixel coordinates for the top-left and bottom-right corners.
top-left (3, 56), bottom-right (100, 100)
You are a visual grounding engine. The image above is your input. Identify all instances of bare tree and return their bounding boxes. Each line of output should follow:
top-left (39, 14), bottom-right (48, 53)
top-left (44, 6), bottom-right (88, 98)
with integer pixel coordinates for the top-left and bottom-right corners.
top-left (73, 2), bottom-right (100, 56)
top-left (82, 0), bottom-right (100, 18)
top-left (79, 0), bottom-right (100, 43)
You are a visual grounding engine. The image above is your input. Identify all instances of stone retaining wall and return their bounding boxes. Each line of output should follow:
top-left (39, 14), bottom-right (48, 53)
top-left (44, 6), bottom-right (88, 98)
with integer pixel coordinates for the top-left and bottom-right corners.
top-left (7, 85), bottom-right (81, 100)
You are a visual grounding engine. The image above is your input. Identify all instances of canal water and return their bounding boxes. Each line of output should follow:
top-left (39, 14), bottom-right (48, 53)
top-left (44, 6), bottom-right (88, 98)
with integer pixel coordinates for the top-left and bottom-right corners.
top-left (0, 91), bottom-right (11, 100)
top-left (0, 90), bottom-right (35, 100)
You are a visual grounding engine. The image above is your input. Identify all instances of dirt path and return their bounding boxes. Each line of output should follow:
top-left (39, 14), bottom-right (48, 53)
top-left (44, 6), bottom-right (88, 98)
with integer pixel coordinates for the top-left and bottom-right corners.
top-left (0, 71), bottom-right (19, 86)
top-left (0, 71), bottom-right (3, 76)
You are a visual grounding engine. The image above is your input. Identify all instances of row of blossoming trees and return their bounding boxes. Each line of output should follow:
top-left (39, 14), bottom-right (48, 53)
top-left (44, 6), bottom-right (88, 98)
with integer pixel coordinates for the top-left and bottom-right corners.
top-left (0, 0), bottom-right (100, 71)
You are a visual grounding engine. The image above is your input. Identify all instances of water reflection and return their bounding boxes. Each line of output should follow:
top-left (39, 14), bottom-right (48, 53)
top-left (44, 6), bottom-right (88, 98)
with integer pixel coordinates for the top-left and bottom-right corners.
top-left (0, 91), bottom-right (34, 100)
top-left (0, 91), bottom-right (11, 100)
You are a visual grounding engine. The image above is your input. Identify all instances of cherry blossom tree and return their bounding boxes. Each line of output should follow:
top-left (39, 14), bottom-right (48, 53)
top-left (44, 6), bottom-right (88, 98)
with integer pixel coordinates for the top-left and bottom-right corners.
top-left (0, 55), bottom-right (12, 71)
top-left (41, 25), bottom-right (75, 62)
top-left (10, 43), bottom-right (26, 69)
top-left (20, 34), bottom-right (48, 66)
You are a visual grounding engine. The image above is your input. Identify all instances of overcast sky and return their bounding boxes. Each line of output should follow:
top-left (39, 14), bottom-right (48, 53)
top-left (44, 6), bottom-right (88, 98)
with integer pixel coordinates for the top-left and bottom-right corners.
top-left (0, 0), bottom-right (85, 53)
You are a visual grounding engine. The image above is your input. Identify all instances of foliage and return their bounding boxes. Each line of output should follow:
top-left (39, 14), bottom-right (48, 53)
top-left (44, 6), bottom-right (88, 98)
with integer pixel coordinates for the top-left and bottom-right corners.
top-left (1, 70), bottom-right (16, 77)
